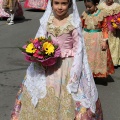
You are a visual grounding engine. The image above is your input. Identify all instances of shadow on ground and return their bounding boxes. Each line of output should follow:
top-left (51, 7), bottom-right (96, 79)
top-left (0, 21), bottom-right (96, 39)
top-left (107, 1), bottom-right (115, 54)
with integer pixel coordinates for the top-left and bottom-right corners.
top-left (94, 75), bottom-right (114, 86)
top-left (0, 16), bottom-right (31, 24)
top-left (25, 9), bottom-right (45, 12)
top-left (15, 17), bottom-right (31, 24)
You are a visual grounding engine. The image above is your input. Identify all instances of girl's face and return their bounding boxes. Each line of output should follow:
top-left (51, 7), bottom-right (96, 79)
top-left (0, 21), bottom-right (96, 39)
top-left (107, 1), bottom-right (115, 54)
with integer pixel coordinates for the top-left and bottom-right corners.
top-left (52, 0), bottom-right (69, 18)
top-left (106, 0), bottom-right (114, 6)
top-left (84, 1), bottom-right (97, 14)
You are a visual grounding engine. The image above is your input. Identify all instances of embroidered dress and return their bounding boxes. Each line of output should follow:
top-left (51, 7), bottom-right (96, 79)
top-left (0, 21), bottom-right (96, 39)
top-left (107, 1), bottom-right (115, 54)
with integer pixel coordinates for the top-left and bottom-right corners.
top-left (81, 10), bottom-right (115, 77)
top-left (11, 14), bottom-right (103, 120)
top-left (0, 0), bottom-right (9, 17)
top-left (98, 2), bottom-right (120, 66)
top-left (24, 0), bottom-right (48, 10)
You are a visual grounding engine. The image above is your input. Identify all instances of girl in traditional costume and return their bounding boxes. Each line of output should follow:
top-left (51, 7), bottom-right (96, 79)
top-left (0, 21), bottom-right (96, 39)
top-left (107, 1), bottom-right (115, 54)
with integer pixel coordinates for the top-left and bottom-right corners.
top-left (81, 0), bottom-right (114, 78)
top-left (11, 0), bottom-right (103, 119)
top-left (98, 0), bottom-right (120, 66)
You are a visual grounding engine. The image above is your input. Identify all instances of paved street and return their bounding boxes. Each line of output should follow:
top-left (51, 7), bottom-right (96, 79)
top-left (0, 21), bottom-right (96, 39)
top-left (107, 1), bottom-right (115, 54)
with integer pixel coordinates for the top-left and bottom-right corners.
top-left (0, 1), bottom-right (120, 120)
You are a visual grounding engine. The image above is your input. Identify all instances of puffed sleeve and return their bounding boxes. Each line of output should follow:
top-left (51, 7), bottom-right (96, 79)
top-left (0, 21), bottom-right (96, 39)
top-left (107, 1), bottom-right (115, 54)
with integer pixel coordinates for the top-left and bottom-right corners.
top-left (101, 17), bottom-right (108, 41)
top-left (72, 29), bottom-right (80, 54)
top-left (60, 29), bottom-right (80, 58)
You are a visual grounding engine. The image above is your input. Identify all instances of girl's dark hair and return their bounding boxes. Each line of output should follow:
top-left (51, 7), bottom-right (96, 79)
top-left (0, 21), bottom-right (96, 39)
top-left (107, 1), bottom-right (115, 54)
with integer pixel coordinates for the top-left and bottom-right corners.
top-left (68, 0), bottom-right (72, 8)
top-left (51, 0), bottom-right (72, 8)
top-left (84, 0), bottom-right (100, 5)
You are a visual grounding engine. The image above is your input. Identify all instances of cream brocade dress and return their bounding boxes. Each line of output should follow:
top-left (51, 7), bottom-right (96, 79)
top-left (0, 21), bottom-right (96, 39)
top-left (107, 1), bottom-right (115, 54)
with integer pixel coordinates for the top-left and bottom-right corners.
top-left (98, 2), bottom-right (120, 66)
top-left (11, 15), bottom-right (103, 120)
top-left (81, 10), bottom-right (114, 77)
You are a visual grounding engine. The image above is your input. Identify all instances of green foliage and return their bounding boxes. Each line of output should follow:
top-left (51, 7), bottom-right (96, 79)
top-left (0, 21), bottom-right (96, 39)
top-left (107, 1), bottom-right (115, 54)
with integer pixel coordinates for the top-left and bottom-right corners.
top-left (18, 47), bottom-right (26, 52)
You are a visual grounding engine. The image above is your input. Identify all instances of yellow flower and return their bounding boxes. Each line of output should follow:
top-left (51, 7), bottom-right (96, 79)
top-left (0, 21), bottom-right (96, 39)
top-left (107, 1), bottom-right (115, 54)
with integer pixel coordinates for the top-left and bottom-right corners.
top-left (39, 36), bottom-right (45, 40)
top-left (43, 42), bottom-right (55, 55)
top-left (112, 23), bottom-right (118, 28)
top-left (80, 107), bottom-right (87, 114)
top-left (26, 43), bottom-right (36, 53)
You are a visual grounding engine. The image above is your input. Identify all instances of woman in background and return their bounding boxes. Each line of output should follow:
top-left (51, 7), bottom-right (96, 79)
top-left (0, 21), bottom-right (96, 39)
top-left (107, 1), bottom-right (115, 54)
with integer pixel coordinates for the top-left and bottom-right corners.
top-left (98, 0), bottom-right (120, 67)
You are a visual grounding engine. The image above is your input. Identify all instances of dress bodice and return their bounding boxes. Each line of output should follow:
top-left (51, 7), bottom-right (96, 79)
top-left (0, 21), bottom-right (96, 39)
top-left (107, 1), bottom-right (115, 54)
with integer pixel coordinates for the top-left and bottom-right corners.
top-left (47, 14), bottom-right (79, 58)
top-left (81, 9), bottom-right (108, 40)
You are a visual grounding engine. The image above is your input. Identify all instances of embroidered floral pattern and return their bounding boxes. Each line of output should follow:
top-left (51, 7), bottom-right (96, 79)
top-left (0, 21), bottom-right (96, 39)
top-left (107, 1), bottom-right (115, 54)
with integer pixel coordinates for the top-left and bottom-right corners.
top-left (75, 99), bottom-right (103, 120)
top-left (18, 86), bottom-right (75, 120)
top-left (108, 31), bottom-right (120, 66)
top-left (98, 2), bottom-right (120, 16)
top-left (0, 0), bottom-right (9, 17)
top-left (11, 58), bottom-right (103, 120)
top-left (82, 9), bottom-right (114, 77)
top-left (24, 0), bottom-right (48, 9)
top-left (47, 14), bottom-right (75, 37)
top-left (82, 10), bottom-right (107, 29)
top-left (83, 31), bottom-right (108, 75)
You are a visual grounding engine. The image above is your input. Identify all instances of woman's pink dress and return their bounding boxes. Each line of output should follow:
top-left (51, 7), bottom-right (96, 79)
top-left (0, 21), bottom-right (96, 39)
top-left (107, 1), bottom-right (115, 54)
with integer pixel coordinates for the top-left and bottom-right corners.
top-left (0, 0), bottom-right (9, 17)
top-left (24, 0), bottom-right (48, 10)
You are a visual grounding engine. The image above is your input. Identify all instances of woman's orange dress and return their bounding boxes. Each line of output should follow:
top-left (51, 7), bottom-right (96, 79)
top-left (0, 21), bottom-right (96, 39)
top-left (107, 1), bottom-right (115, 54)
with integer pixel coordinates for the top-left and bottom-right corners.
top-left (81, 9), bottom-right (114, 77)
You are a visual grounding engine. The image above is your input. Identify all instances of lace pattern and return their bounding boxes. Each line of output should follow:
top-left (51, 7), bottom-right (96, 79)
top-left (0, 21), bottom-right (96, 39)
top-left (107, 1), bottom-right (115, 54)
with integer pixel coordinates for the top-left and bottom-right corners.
top-left (82, 10), bottom-right (107, 29)
top-left (0, 0), bottom-right (9, 17)
top-left (19, 86), bottom-right (75, 120)
top-left (24, 63), bottom-right (46, 107)
top-left (47, 14), bottom-right (75, 37)
top-left (98, 2), bottom-right (120, 16)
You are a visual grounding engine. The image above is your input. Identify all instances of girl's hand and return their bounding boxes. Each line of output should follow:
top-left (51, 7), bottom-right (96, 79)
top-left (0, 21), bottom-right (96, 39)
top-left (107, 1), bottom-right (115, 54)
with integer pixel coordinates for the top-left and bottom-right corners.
top-left (101, 41), bottom-right (108, 51)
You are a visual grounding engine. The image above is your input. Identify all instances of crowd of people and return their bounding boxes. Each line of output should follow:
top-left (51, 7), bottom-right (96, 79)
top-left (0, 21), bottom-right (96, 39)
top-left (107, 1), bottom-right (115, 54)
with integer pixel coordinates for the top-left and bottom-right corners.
top-left (0, 0), bottom-right (120, 119)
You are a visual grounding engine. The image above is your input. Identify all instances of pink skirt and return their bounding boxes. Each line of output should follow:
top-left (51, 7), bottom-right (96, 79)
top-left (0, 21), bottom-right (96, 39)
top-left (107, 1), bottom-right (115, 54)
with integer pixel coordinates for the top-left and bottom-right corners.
top-left (0, 0), bottom-right (9, 17)
top-left (24, 0), bottom-right (48, 10)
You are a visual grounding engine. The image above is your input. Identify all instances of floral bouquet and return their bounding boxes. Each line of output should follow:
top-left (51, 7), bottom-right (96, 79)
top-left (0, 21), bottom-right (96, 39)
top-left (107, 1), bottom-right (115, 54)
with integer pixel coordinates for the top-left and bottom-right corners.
top-left (108, 13), bottom-right (120, 31)
top-left (20, 36), bottom-right (61, 66)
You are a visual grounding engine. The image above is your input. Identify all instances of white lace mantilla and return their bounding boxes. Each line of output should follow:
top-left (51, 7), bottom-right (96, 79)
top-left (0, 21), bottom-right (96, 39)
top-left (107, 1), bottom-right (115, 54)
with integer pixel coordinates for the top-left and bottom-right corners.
top-left (24, 63), bottom-right (46, 107)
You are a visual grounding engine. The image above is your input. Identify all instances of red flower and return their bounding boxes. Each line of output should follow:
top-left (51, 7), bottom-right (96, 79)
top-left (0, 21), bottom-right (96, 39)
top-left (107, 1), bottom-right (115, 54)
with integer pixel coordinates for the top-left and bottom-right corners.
top-left (33, 50), bottom-right (44, 59)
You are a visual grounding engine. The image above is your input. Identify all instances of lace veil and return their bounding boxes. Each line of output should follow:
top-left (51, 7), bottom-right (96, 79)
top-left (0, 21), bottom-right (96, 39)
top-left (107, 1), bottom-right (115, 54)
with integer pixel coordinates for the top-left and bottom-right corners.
top-left (24, 0), bottom-right (98, 113)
